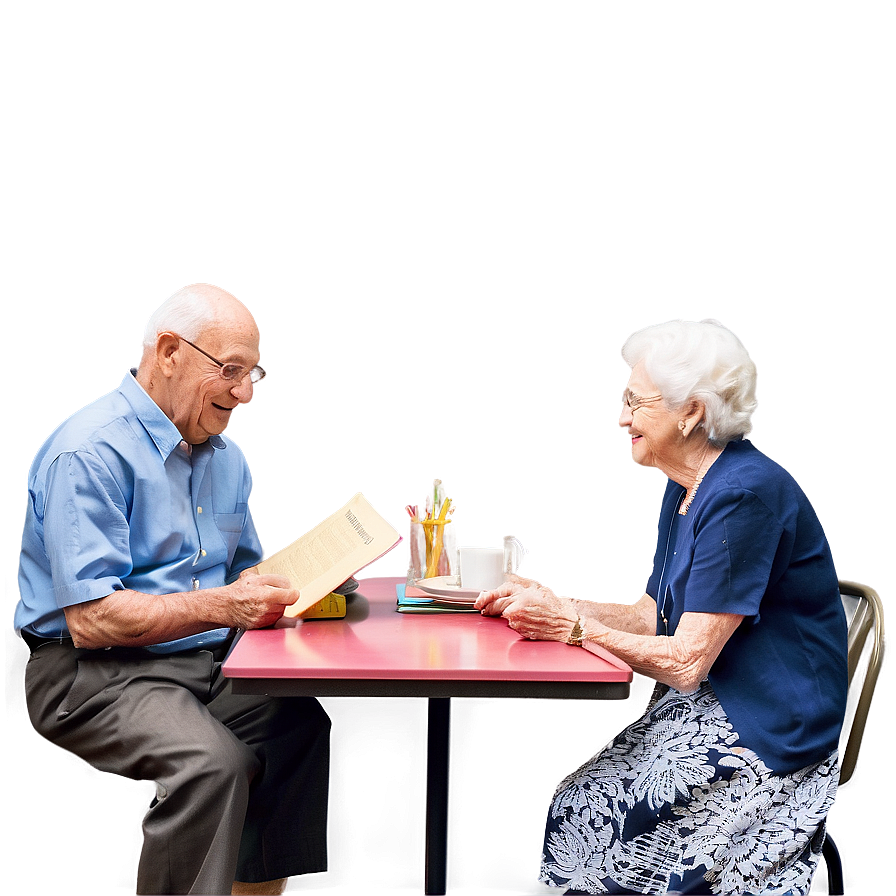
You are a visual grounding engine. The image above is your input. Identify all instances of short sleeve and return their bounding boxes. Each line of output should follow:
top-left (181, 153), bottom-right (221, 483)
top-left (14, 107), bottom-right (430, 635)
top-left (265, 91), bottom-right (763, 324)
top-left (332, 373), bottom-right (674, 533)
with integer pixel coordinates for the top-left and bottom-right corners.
top-left (685, 487), bottom-right (784, 619)
top-left (43, 451), bottom-right (131, 608)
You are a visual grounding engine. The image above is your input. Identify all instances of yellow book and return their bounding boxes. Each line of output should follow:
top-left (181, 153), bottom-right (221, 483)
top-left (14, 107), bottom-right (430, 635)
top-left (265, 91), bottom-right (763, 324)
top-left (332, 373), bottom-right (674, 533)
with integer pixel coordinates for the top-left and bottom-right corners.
top-left (299, 592), bottom-right (347, 619)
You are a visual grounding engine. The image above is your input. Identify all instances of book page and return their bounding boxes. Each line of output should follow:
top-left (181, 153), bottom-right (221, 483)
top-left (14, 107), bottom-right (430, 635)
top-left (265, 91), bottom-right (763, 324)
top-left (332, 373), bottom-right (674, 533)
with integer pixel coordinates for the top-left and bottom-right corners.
top-left (251, 492), bottom-right (401, 617)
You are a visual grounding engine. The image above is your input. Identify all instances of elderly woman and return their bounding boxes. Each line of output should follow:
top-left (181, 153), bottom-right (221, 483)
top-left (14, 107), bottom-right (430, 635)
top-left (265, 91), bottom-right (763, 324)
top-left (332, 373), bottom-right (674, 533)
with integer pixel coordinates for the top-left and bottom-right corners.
top-left (476, 320), bottom-right (847, 896)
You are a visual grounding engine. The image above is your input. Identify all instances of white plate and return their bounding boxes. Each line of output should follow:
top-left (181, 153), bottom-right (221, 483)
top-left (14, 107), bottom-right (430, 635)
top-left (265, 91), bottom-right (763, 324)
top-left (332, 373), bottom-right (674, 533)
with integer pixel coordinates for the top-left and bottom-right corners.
top-left (413, 576), bottom-right (482, 600)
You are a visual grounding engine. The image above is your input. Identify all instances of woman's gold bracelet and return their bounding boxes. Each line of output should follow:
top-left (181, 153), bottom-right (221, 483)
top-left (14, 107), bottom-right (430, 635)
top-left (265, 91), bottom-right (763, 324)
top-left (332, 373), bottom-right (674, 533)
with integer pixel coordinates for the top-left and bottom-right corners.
top-left (567, 615), bottom-right (584, 647)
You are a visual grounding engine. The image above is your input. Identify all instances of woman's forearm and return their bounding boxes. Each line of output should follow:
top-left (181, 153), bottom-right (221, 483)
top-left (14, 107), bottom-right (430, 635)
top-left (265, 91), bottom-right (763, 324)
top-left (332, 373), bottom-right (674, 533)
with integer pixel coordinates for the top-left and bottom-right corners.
top-left (578, 610), bottom-right (744, 693)
top-left (481, 581), bottom-right (743, 691)
top-left (571, 593), bottom-right (657, 636)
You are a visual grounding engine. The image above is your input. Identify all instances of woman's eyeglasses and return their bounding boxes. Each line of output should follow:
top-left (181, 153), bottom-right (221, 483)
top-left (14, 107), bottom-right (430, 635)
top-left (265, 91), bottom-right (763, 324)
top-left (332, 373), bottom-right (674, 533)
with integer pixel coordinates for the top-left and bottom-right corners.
top-left (622, 390), bottom-right (663, 412)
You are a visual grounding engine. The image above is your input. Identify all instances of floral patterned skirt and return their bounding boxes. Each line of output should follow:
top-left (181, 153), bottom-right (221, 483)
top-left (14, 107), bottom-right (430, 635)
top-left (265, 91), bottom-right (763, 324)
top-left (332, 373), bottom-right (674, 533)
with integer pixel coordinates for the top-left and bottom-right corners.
top-left (540, 681), bottom-right (838, 895)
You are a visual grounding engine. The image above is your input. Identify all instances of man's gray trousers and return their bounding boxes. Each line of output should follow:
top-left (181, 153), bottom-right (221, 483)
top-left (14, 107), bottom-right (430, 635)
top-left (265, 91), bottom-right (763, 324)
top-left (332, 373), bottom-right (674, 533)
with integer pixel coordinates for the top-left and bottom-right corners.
top-left (23, 637), bottom-right (330, 894)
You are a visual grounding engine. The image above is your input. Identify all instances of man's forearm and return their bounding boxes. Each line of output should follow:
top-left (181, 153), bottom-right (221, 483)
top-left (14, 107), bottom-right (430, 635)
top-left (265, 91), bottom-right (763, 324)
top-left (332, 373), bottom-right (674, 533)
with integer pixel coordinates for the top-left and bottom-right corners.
top-left (64, 586), bottom-right (235, 650)
top-left (64, 572), bottom-right (300, 649)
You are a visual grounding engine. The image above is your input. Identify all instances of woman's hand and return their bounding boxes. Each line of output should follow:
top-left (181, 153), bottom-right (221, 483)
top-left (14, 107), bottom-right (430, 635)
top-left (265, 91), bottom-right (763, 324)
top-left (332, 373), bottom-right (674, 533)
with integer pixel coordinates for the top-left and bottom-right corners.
top-left (474, 574), bottom-right (551, 615)
top-left (475, 574), bottom-right (579, 643)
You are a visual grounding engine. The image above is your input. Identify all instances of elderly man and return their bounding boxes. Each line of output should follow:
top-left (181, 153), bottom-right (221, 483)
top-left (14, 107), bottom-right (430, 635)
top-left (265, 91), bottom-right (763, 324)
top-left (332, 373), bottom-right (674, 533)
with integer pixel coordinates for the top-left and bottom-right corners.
top-left (15, 285), bottom-right (330, 895)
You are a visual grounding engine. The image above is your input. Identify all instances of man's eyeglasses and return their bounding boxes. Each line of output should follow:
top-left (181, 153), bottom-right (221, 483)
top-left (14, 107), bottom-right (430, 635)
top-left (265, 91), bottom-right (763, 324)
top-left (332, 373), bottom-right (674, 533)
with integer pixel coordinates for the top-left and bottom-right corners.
top-left (178, 337), bottom-right (266, 384)
top-left (622, 389), bottom-right (663, 412)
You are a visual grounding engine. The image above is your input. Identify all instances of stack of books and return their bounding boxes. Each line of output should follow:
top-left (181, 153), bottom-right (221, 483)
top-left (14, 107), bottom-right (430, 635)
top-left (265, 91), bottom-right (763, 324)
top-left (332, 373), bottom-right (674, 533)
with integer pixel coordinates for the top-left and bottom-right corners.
top-left (396, 576), bottom-right (482, 614)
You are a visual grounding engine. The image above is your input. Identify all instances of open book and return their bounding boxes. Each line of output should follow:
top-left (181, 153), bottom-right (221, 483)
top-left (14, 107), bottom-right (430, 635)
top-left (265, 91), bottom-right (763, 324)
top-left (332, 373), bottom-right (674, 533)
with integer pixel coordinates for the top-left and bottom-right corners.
top-left (250, 493), bottom-right (402, 618)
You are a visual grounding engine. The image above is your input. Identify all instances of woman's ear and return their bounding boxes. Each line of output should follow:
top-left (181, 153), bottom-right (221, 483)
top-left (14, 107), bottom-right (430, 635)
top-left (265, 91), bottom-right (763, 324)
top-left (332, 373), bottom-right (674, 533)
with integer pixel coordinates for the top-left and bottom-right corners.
top-left (680, 400), bottom-right (706, 438)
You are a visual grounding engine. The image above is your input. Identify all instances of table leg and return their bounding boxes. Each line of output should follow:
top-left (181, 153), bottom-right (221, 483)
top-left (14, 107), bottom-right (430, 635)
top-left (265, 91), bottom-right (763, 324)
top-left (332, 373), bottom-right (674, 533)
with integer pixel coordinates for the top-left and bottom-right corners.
top-left (425, 696), bottom-right (451, 895)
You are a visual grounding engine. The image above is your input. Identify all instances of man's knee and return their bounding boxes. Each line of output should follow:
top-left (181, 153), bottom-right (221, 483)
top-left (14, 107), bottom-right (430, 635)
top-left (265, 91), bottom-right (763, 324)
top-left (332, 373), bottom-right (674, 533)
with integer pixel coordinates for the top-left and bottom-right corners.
top-left (201, 731), bottom-right (262, 786)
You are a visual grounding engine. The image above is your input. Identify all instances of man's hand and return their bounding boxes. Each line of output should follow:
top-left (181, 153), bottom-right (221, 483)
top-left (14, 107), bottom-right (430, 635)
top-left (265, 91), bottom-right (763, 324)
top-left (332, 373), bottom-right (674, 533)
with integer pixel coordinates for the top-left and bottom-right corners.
top-left (223, 571), bottom-right (301, 629)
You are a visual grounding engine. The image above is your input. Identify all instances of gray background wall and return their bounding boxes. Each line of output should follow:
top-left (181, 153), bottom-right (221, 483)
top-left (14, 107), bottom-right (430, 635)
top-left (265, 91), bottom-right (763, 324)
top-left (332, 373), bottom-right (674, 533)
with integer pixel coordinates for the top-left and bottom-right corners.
top-left (3, 3), bottom-right (891, 893)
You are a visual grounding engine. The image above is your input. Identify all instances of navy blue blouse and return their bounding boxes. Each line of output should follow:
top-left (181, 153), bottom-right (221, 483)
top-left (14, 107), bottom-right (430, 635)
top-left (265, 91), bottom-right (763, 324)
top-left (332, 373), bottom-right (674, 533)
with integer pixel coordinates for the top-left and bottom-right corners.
top-left (645, 439), bottom-right (848, 774)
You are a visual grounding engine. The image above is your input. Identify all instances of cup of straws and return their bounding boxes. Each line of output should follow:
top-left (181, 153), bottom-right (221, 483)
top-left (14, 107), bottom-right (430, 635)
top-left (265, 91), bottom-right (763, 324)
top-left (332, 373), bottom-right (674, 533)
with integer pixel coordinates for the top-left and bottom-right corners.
top-left (406, 479), bottom-right (456, 582)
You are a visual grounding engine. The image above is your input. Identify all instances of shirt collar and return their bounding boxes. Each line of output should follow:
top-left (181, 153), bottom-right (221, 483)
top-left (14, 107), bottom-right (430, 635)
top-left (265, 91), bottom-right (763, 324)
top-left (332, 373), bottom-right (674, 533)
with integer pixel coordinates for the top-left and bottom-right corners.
top-left (120, 371), bottom-right (226, 459)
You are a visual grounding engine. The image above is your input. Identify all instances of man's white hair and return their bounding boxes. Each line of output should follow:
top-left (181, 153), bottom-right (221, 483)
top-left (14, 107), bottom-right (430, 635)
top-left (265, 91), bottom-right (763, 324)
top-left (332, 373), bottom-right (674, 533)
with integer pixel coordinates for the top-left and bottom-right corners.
top-left (621, 319), bottom-right (758, 447)
top-left (142, 285), bottom-right (220, 347)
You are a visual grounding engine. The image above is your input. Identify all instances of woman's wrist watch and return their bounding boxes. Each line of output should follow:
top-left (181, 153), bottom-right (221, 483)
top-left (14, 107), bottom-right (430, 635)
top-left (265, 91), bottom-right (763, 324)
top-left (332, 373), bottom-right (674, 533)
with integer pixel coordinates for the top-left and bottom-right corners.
top-left (567, 614), bottom-right (584, 647)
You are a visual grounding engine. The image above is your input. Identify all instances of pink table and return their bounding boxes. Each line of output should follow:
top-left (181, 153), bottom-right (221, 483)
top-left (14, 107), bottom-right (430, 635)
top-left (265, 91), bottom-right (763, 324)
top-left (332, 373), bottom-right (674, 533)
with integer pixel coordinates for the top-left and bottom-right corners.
top-left (224, 576), bottom-right (632, 696)
top-left (223, 577), bottom-right (632, 893)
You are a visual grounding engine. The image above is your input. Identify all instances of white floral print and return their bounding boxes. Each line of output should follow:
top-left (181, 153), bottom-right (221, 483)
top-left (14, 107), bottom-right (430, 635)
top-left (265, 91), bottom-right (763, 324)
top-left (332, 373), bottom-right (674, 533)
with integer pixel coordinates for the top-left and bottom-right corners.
top-left (540, 682), bottom-right (838, 895)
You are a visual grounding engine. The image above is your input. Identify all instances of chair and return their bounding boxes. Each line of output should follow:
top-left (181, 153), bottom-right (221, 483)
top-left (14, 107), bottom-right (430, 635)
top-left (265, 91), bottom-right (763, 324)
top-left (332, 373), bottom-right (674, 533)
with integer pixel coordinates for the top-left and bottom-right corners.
top-left (821, 580), bottom-right (885, 895)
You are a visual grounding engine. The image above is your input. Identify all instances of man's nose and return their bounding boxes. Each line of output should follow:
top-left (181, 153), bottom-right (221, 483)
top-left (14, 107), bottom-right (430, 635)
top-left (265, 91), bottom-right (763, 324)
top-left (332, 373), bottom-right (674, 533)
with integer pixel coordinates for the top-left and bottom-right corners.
top-left (231, 375), bottom-right (254, 403)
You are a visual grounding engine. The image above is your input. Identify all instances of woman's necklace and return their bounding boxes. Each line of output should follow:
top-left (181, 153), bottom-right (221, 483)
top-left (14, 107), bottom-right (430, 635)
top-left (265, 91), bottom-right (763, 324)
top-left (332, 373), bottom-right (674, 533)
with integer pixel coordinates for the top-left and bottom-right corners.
top-left (678, 458), bottom-right (712, 516)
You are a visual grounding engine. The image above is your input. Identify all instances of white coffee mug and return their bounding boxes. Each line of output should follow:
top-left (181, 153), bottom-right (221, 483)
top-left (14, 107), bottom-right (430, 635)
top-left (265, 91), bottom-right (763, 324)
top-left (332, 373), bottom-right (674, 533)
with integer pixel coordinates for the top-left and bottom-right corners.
top-left (457, 536), bottom-right (526, 591)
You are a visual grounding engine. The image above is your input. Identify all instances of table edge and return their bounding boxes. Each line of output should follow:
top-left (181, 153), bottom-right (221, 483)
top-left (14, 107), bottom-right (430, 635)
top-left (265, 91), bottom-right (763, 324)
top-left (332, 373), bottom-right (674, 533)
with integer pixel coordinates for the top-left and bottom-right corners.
top-left (229, 677), bottom-right (631, 700)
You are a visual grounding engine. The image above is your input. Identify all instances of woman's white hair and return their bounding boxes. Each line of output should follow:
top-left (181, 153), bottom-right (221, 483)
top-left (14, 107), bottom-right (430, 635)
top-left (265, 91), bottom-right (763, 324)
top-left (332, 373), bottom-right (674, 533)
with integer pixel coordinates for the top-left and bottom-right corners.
top-left (621, 319), bottom-right (758, 447)
top-left (142, 284), bottom-right (220, 348)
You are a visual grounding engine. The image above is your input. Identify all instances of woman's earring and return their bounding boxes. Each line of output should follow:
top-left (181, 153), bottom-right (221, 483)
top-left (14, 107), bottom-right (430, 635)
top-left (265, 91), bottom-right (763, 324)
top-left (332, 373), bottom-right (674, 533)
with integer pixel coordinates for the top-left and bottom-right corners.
top-left (678, 420), bottom-right (686, 432)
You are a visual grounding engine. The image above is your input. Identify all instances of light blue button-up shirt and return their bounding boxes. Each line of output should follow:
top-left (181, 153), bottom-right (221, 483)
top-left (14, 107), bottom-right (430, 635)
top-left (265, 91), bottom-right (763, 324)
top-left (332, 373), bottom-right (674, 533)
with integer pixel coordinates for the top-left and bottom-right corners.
top-left (15, 372), bottom-right (263, 652)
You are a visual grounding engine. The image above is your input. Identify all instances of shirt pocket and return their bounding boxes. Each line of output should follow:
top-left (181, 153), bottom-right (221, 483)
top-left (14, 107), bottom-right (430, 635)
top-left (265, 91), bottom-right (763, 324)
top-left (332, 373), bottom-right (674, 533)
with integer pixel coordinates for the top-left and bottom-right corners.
top-left (215, 504), bottom-right (248, 566)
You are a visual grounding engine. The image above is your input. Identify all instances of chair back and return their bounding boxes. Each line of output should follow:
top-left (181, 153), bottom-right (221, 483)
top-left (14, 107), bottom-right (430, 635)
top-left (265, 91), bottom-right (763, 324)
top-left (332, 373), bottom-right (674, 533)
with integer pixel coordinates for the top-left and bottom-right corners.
top-left (838, 580), bottom-right (885, 785)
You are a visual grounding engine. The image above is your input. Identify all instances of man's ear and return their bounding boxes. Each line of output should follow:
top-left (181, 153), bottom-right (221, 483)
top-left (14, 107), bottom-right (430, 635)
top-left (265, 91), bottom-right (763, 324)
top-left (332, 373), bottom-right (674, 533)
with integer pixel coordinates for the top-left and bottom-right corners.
top-left (155, 332), bottom-right (181, 378)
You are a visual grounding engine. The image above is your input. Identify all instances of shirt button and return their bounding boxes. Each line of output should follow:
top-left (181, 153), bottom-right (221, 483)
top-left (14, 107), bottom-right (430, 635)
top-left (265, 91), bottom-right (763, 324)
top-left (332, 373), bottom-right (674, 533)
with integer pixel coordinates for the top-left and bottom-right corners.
top-left (200, 549), bottom-right (207, 557)
top-left (197, 506), bottom-right (203, 513)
